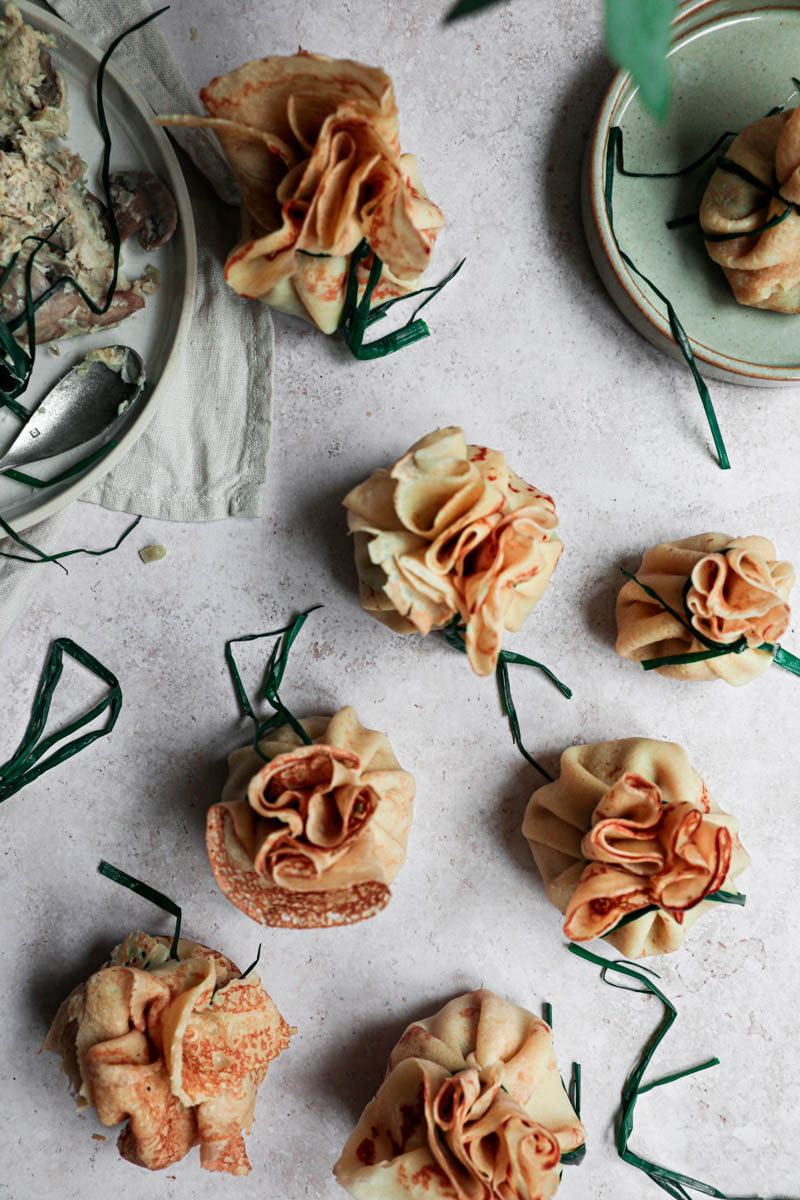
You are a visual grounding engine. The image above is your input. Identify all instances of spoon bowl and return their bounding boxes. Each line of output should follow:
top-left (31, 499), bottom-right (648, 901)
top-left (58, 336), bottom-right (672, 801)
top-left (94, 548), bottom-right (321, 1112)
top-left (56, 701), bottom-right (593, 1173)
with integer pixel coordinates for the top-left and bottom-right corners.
top-left (0, 345), bottom-right (146, 473)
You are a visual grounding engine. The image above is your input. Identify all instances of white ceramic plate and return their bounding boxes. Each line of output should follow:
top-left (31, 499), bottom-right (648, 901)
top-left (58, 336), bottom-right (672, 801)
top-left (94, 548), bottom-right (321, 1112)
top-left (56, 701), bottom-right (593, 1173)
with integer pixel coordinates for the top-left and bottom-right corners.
top-left (1, 1), bottom-right (196, 531)
top-left (582, 0), bottom-right (800, 387)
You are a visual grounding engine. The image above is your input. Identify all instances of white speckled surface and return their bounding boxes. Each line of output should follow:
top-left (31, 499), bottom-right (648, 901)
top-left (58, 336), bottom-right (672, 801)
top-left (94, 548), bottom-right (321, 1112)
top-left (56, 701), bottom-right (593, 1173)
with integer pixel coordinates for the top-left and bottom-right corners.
top-left (1, 2), bottom-right (799, 1198)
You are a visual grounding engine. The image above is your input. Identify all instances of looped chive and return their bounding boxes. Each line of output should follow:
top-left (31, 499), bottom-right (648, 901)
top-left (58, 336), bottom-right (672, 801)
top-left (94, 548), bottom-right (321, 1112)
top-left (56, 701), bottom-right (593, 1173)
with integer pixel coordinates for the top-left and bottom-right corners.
top-left (338, 238), bottom-right (464, 359)
top-left (0, 513), bottom-right (140, 572)
top-left (621, 564), bottom-right (800, 677)
top-left (226, 607), bottom-right (322, 761)
top-left (442, 618), bottom-right (570, 780)
top-left (606, 127), bottom-right (730, 471)
top-left (0, 637), bottom-right (121, 803)
top-left (606, 888), bottom-right (746, 936)
top-left (569, 944), bottom-right (763, 1199)
top-left (99, 860), bottom-right (181, 960)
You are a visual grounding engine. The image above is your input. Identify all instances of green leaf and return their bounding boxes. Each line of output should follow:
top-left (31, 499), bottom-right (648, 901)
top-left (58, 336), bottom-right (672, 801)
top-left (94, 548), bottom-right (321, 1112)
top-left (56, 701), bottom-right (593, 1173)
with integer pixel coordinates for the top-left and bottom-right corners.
top-left (605, 0), bottom-right (677, 121)
top-left (444, 0), bottom-right (503, 20)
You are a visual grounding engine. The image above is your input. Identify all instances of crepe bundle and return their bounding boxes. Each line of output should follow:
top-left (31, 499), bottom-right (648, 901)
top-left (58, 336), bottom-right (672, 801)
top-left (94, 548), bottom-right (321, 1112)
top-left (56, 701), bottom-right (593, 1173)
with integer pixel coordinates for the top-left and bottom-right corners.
top-left (343, 427), bottom-right (563, 677)
top-left (616, 533), bottom-right (794, 684)
top-left (157, 52), bottom-right (444, 332)
top-left (44, 931), bottom-right (292, 1174)
top-left (206, 706), bottom-right (415, 928)
top-left (334, 989), bottom-right (585, 1200)
top-left (700, 106), bottom-right (800, 312)
top-left (522, 738), bottom-right (750, 958)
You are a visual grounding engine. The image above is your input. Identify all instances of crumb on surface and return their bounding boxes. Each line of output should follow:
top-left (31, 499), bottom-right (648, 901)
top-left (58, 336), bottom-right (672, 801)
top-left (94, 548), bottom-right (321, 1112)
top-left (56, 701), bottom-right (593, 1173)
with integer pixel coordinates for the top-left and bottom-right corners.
top-left (190, 26), bottom-right (198, 40)
top-left (138, 544), bottom-right (167, 563)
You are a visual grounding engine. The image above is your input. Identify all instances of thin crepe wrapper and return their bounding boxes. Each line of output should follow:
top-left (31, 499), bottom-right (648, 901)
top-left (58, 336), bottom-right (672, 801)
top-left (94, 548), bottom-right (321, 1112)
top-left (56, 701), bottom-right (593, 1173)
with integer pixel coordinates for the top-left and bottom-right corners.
top-left (334, 989), bottom-right (585, 1200)
top-left (522, 738), bottom-right (750, 958)
top-left (207, 706), bottom-right (415, 929)
top-left (344, 427), bottom-right (563, 677)
top-left (615, 532), bottom-right (794, 685)
top-left (157, 52), bottom-right (444, 331)
top-left (44, 931), bottom-right (291, 1174)
top-left (700, 107), bottom-right (800, 312)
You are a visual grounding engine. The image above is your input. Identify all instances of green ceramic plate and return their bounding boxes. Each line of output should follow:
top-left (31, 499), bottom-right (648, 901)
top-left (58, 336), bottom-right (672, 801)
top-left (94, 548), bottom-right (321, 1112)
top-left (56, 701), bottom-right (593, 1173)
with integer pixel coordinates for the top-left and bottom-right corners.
top-left (583, 0), bottom-right (800, 386)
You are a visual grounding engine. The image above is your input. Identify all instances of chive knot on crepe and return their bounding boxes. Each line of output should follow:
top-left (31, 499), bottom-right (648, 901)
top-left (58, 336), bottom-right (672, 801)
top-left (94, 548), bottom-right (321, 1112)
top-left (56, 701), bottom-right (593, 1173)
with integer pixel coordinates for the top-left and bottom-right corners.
top-left (337, 238), bottom-right (464, 359)
top-left (615, 534), bottom-right (799, 683)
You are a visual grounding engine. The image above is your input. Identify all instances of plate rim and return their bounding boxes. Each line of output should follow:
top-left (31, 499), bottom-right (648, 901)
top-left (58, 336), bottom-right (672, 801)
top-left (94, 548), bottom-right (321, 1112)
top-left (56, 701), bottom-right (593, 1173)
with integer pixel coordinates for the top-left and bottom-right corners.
top-left (8, 0), bottom-right (198, 532)
top-left (583, 0), bottom-right (800, 387)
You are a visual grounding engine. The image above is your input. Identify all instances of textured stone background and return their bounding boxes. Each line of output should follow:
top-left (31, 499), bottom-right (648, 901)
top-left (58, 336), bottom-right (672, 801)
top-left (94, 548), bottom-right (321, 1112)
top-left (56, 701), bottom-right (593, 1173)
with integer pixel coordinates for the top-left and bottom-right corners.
top-left (1, 1), bottom-right (798, 1198)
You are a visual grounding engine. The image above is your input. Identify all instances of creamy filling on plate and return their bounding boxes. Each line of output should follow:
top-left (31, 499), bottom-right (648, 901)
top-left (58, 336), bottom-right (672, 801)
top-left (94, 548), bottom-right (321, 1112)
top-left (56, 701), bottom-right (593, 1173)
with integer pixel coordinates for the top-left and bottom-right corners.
top-left (0, 2), bottom-right (175, 343)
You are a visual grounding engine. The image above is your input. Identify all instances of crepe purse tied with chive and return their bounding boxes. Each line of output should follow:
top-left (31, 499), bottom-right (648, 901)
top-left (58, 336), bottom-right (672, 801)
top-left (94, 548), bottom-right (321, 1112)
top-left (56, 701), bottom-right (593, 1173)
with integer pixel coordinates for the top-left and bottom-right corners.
top-left (522, 738), bottom-right (750, 958)
top-left (156, 52), bottom-right (444, 331)
top-left (206, 706), bottom-right (415, 929)
top-left (43, 931), bottom-right (293, 1174)
top-left (616, 533), bottom-right (794, 684)
top-left (343, 427), bottom-right (563, 677)
top-left (333, 989), bottom-right (585, 1200)
top-left (700, 106), bottom-right (800, 312)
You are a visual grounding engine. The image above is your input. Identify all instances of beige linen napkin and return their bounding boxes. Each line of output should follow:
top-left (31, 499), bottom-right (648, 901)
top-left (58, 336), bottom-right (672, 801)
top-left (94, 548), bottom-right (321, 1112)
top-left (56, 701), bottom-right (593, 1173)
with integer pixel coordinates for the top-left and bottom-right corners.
top-left (0, 0), bottom-right (272, 635)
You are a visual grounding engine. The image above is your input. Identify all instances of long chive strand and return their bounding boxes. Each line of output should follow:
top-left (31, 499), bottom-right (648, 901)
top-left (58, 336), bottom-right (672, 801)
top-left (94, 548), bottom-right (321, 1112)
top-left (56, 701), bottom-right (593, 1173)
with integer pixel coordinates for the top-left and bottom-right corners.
top-left (606, 127), bottom-right (730, 470)
top-left (569, 945), bottom-right (764, 1199)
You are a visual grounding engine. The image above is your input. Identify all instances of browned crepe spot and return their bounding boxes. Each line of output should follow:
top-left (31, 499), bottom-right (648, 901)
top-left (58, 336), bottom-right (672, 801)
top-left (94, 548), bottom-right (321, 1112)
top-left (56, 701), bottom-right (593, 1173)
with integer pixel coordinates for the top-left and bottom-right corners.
top-left (207, 802), bottom-right (391, 927)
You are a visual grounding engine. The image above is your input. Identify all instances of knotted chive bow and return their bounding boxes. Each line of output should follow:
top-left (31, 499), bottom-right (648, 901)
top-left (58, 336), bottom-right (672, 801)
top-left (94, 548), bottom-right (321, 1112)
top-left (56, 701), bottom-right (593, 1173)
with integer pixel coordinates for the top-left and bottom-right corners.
top-left (605, 885), bottom-right (746, 937)
top-left (336, 239), bottom-right (464, 359)
top-left (620, 565), bottom-right (800, 677)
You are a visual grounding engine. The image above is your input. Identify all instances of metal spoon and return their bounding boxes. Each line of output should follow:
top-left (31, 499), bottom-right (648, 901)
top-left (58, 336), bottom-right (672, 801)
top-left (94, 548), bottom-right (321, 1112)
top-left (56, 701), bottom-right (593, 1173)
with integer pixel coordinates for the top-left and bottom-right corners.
top-left (0, 346), bottom-right (146, 473)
